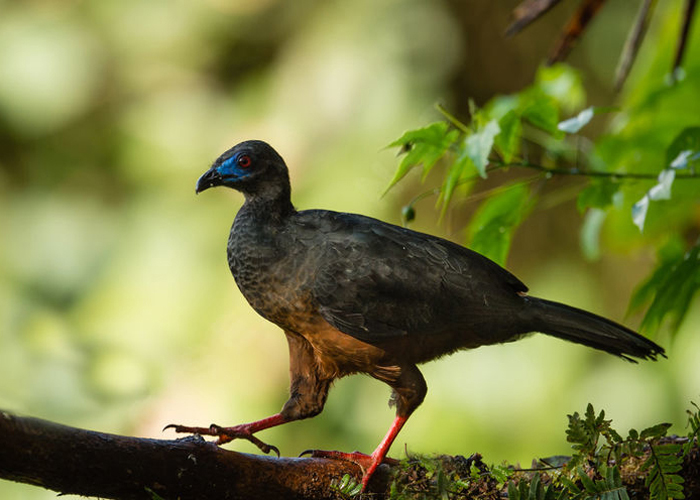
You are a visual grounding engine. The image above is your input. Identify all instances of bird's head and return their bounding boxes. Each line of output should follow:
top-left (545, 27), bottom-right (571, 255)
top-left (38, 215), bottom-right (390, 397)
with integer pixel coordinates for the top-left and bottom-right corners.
top-left (196, 140), bottom-right (290, 201)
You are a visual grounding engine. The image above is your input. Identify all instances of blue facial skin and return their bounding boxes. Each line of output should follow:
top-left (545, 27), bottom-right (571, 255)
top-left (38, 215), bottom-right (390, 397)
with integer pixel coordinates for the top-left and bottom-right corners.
top-left (217, 153), bottom-right (253, 183)
top-left (196, 151), bottom-right (253, 193)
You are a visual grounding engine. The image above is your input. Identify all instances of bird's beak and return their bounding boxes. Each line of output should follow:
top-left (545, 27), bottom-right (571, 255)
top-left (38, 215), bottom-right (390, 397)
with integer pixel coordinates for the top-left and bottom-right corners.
top-left (195, 167), bottom-right (222, 194)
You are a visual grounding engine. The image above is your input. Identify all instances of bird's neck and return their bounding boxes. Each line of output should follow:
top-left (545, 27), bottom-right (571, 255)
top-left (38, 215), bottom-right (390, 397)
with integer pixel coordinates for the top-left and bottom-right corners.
top-left (240, 184), bottom-right (295, 224)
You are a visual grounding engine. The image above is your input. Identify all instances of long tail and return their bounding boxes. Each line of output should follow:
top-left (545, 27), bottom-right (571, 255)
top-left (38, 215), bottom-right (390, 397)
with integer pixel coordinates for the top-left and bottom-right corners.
top-left (524, 297), bottom-right (665, 362)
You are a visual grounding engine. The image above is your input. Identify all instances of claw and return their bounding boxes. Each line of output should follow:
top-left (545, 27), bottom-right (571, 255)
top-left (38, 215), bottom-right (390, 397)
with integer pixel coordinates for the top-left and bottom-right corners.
top-left (303, 449), bottom-right (400, 491)
top-left (231, 433), bottom-right (280, 457)
top-left (163, 423), bottom-right (214, 435)
top-left (163, 421), bottom-right (280, 456)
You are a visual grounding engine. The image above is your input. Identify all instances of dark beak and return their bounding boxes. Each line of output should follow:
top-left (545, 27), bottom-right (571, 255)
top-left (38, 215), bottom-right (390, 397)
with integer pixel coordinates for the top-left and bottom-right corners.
top-left (196, 167), bottom-right (222, 194)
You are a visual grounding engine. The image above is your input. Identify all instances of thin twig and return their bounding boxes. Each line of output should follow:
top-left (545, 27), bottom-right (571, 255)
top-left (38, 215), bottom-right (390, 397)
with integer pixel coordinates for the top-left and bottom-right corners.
top-left (493, 160), bottom-right (700, 180)
top-left (672, 0), bottom-right (698, 77)
top-left (614, 0), bottom-right (658, 91)
top-left (548, 0), bottom-right (608, 64)
top-left (436, 103), bottom-right (470, 134)
top-left (506, 0), bottom-right (565, 36)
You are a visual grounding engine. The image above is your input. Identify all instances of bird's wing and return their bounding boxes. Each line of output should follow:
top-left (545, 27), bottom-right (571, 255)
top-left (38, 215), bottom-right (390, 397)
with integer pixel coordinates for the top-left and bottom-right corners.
top-left (296, 211), bottom-right (527, 344)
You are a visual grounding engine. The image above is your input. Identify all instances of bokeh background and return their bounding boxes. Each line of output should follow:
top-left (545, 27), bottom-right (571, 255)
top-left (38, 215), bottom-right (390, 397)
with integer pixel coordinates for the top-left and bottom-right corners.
top-left (1, 1), bottom-right (698, 498)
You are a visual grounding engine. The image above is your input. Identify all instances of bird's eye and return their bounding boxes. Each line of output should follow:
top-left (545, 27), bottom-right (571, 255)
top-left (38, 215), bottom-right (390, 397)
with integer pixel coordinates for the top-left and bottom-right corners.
top-left (237, 154), bottom-right (252, 168)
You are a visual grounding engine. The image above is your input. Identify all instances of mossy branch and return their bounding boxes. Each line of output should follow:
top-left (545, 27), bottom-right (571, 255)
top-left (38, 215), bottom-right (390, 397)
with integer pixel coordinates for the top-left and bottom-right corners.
top-left (0, 410), bottom-right (391, 500)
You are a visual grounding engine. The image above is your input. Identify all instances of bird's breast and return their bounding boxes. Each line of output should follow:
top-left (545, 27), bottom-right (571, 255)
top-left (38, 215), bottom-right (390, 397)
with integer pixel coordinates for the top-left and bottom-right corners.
top-left (227, 218), bottom-right (317, 329)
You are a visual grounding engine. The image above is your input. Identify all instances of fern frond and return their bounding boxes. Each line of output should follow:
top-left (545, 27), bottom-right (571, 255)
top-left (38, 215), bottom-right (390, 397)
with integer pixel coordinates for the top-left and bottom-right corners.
top-left (642, 443), bottom-right (685, 500)
top-left (684, 401), bottom-right (700, 456)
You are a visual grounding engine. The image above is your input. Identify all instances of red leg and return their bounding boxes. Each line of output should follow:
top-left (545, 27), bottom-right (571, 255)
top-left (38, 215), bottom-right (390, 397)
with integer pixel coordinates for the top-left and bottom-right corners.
top-left (307, 415), bottom-right (408, 491)
top-left (165, 413), bottom-right (288, 455)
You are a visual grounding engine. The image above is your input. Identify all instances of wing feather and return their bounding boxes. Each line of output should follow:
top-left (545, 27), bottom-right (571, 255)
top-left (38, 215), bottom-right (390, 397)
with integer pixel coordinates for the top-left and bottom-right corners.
top-left (294, 210), bottom-right (526, 344)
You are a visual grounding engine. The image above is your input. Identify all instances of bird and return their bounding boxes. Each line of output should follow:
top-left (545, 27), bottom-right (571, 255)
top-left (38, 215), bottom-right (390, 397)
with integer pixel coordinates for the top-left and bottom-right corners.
top-left (169, 139), bottom-right (665, 491)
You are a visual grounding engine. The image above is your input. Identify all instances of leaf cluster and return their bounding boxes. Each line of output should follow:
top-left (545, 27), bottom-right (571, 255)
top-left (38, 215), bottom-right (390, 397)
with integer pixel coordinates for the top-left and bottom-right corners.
top-left (386, 66), bottom-right (582, 266)
top-left (560, 403), bottom-right (699, 500)
top-left (386, 63), bottom-right (700, 337)
top-left (558, 465), bottom-right (628, 500)
top-left (378, 402), bottom-right (699, 500)
top-left (684, 401), bottom-right (700, 457)
top-left (387, 453), bottom-right (504, 500)
top-left (387, 65), bottom-right (585, 218)
top-left (508, 473), bottom-right (562, 500)
top-left (330, 474), bottom-right (363, 498)
top-left (628, 238), bottom-right (700, 335)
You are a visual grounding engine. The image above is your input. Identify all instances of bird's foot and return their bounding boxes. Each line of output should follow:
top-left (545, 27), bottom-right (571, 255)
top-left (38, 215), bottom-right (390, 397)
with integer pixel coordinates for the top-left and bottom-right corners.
top-left (164, 422), bottom-right (280, 456)
top-left (300, 449), bottom-right (398, 490)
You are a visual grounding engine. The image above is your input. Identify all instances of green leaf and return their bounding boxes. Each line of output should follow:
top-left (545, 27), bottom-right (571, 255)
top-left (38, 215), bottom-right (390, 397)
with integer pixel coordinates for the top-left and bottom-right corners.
top-left (577, 178), bottom-right (621, 213)
top-left (665, 127), bottom-right (700, 168)
top-left (529, 473), bottom-right (542, 500)
top-left (577, 466), bottom-right (598, 493)
top-left (439, 151), bottom-right (474, 212)
top-left (467, 183), bottom-right (532, 266)
top-left (643, 442), bottom-right (686, 500)
top-left (535, 64), bottom-right (586, 113)
top-left (386, 122), bottom-right (458, 192)
top-left (560, 476), bottom-right (581, 495)
top-left (494, 110), bottom-right (522, 163)
top-left (637, 242), bottom-right (700, 334)
top-left (520, 91), bottom-right (561, 136)
top-left (628, 237), bottom-right (685, 314)
top-left (485, 94), bottom-right (521, 121)
top-left (640, 423), bottom-right (673, 440)
top-left (465, 119), bottom-right (500, 178)
top-left (519, 478), bottom-right (530, 500)
top-left (684, 402), bottom-right (700, 455)
top-left (469, 462), bottom-right (481, 479)
top-left (331, 473), bottom-right (362, 497)
top-left (145, 487), bottom-right (166, 500)
top-left (508, 480), bottom-right (521, 500)
top-left (604, 426), bottom-right (624, 445)
top-left (490, 464), bottom-right (512, 484)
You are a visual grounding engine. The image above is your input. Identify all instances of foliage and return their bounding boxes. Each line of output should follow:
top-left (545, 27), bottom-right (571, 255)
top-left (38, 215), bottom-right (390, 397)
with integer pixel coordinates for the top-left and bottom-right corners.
top-left (384, 402), bottom-right (699, 500)
top-left (528, 402), bottom-right (698, 500)
top-left (628, 239), bottom-right (700, 335)
top-left (684, 401), bottom-right (700, 456)
top-left (387, 62), bottom-right (700, 339)
top-left (388, 453), bottom-right (505, 499)
top-left (330, 474), bottom-right (363, 498)
top-left (145, 486), bottom-right (166, 500)
top-left (507, 473), bottom-right (562, 500)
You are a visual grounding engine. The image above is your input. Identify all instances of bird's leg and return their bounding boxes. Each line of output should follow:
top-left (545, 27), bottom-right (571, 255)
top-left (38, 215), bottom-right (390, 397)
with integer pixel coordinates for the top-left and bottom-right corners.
top-left (304, 364), bottom-right (427, 491)
top-left (166, 332), bottom-right (331, 457)
top-left (304, 415), bottom-right (407, 489)
top-left (164, 413), bottom-right (287, 455)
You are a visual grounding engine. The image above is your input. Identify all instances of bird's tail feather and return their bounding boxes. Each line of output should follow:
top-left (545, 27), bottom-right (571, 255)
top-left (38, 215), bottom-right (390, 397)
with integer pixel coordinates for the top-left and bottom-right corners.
top-left (525, 297), bottom-right (665, 362)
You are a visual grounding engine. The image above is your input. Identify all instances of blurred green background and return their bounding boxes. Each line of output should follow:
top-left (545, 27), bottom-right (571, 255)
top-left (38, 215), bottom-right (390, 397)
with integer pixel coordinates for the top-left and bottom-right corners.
top-left (1, 1), bottom-right (698, 498)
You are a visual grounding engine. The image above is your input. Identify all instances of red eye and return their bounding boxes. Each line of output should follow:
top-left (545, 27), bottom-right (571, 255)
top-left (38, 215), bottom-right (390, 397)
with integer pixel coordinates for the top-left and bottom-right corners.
top-left (237, 154), bottom-right (252, 168)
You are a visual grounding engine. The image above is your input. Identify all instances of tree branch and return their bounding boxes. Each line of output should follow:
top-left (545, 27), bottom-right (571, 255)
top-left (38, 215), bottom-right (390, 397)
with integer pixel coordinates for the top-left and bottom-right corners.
top-left (0, 410), bottom-right (390, 500)
top-left (491, 160), bottom-right (700, 180)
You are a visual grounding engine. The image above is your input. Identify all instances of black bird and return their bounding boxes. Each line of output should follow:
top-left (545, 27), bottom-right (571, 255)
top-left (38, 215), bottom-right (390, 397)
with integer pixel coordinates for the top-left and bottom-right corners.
top-left (171, 140), bottom-right (664, 490)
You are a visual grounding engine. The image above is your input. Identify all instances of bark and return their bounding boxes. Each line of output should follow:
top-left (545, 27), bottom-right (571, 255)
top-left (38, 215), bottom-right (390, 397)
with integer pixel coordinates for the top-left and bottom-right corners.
top-left (0, 410), bottom-right (390, 499)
